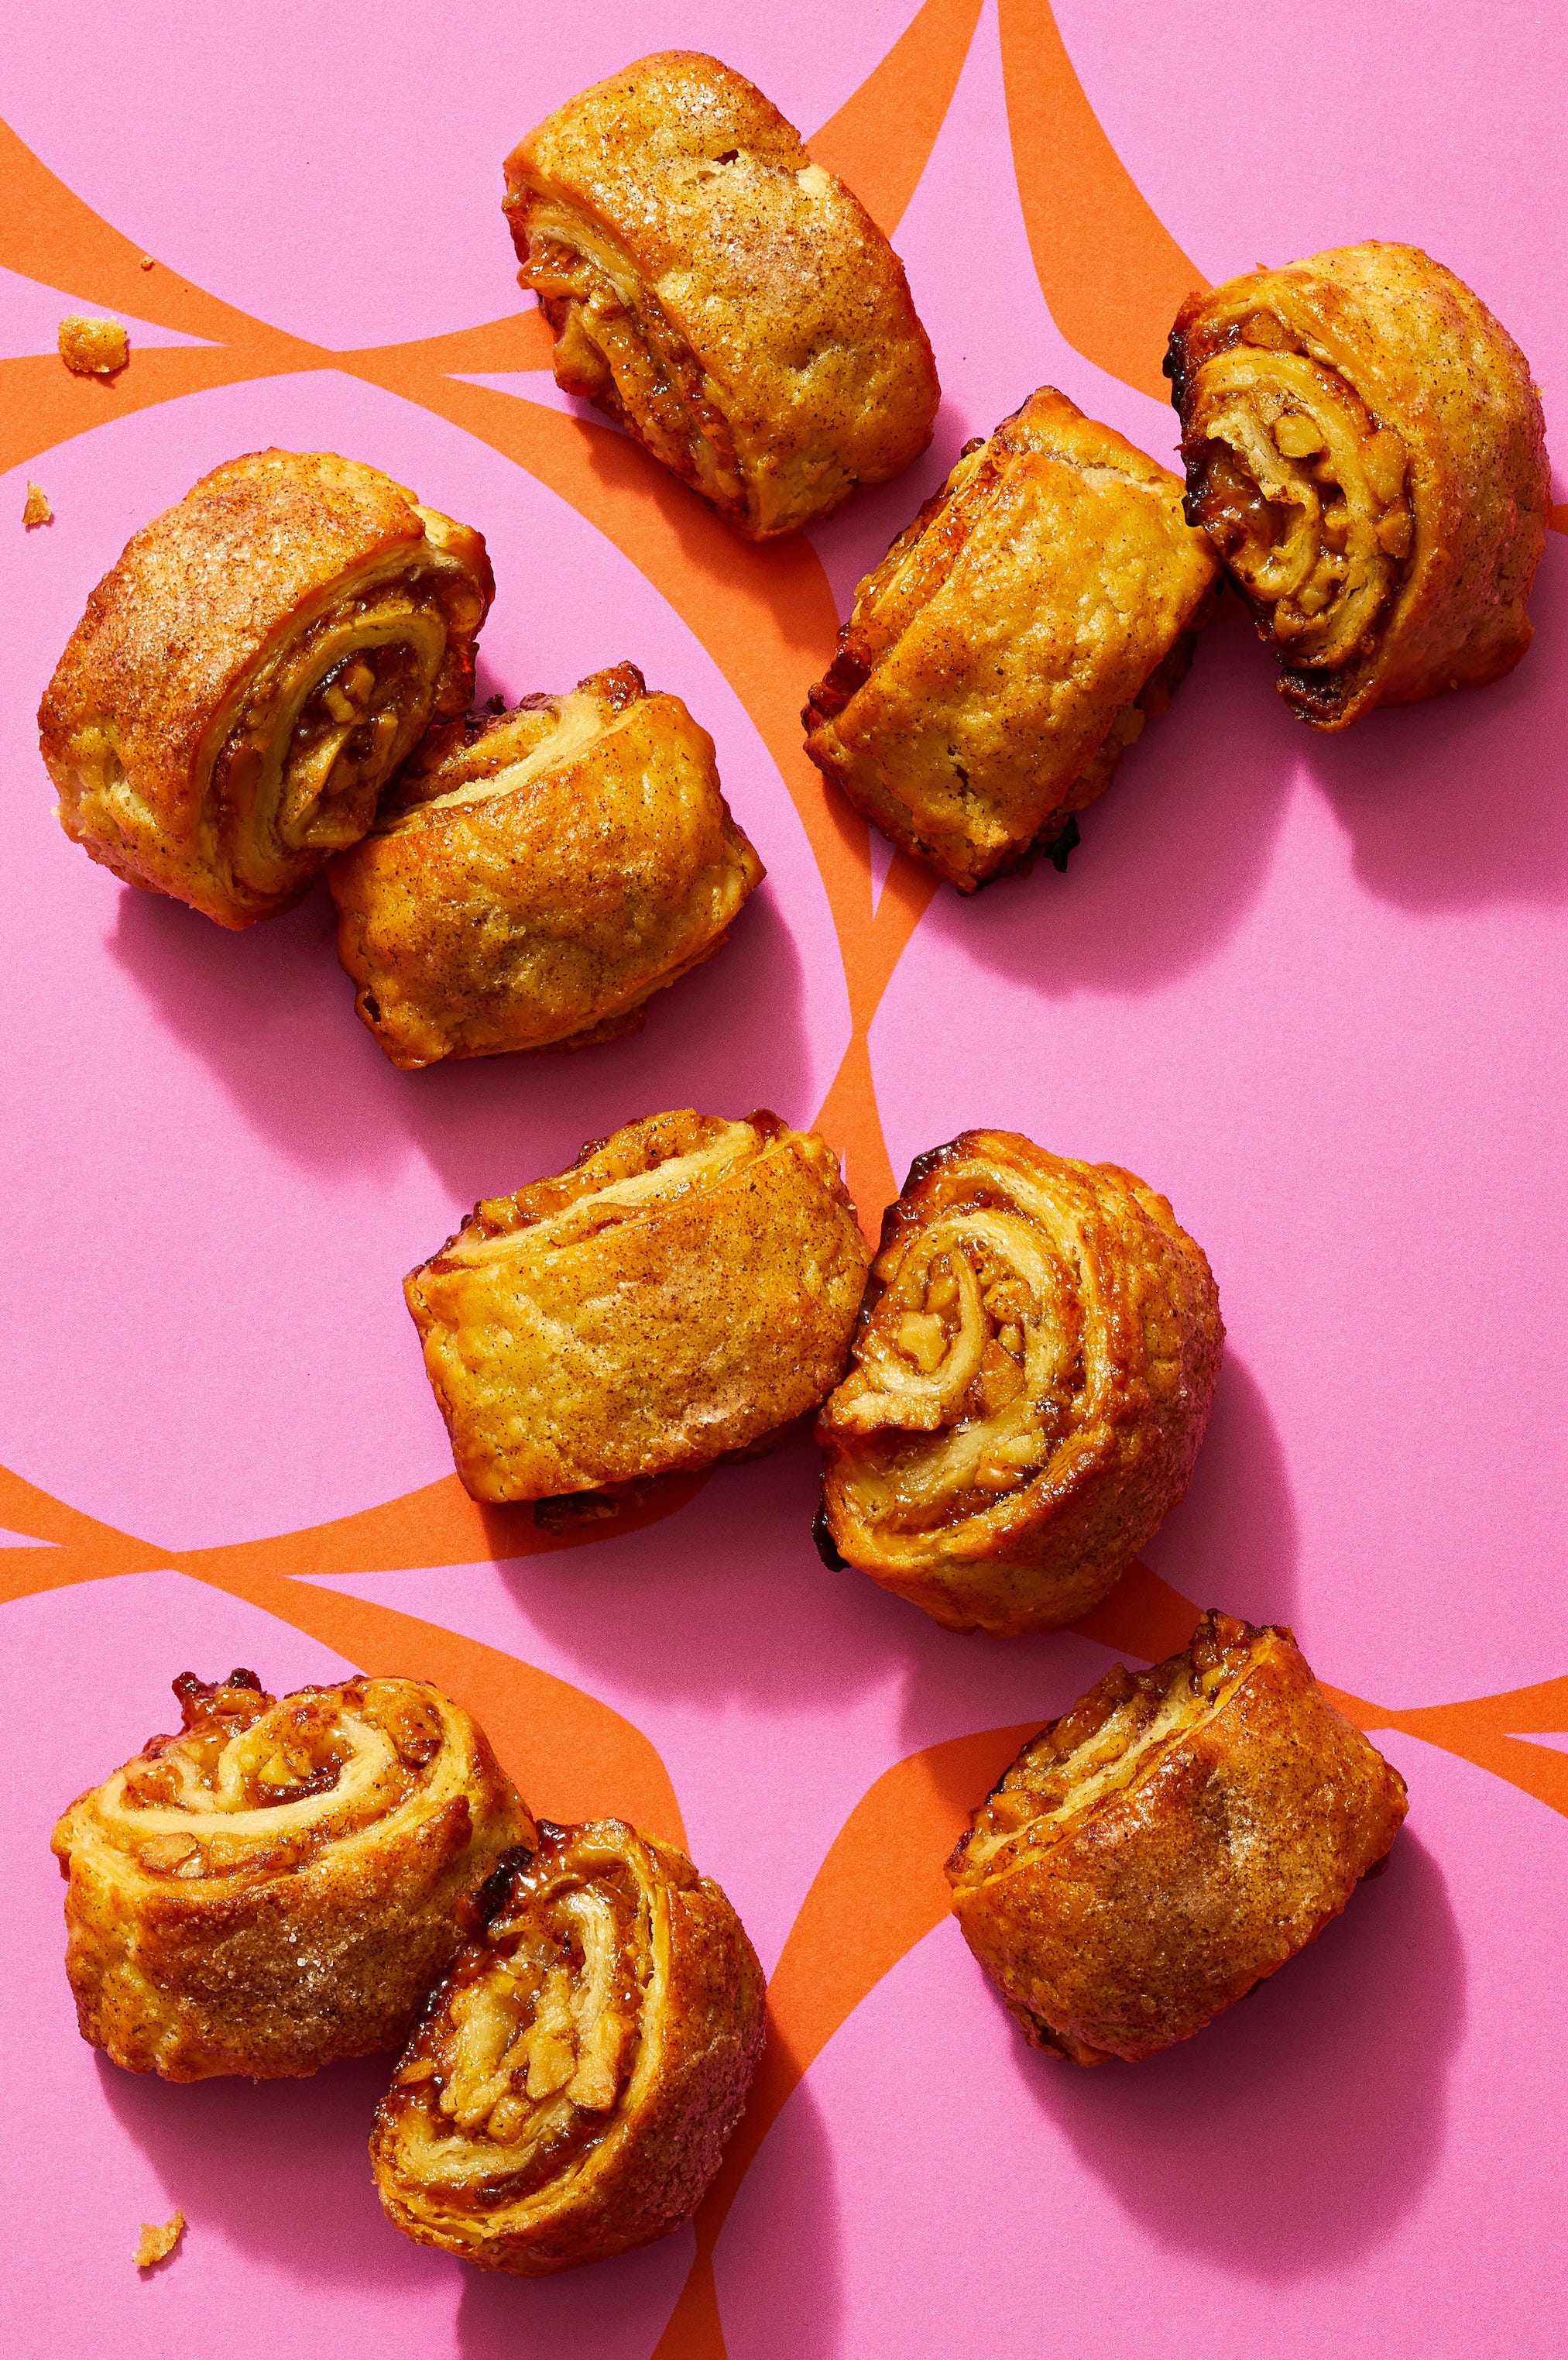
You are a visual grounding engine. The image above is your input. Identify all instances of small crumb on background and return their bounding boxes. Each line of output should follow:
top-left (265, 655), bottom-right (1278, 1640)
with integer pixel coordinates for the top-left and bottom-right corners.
top-left (23, 483), bottom-right (53, 528)
top-left (139, 255), bottom-right (155, 270)
top-left (134, 2210), bottom-right (184, 2269)
top-left (59, 314), bottom-right (129, 376)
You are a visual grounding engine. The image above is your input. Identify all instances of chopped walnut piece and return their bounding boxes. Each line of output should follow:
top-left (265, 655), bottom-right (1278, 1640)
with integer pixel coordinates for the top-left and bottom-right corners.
top-left (134, 2211), bottom-right (184, 2269)
top-left (59, 315), bottom-right (129, 375)
top-left (22, 482), bottom-right (52, 527)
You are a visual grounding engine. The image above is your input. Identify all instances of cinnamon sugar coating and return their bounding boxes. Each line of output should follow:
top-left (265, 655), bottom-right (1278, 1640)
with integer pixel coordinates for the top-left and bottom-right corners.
top-left (1166, 242), bottom-right (1548, 726)
top-left (504, 50), bottom-right (938, 539)
top-left (328, 663), bottom-right (762, 1067)
top-left (947, 1611), bottom-right (1408, 2062)
top-left (39, 449), bottom-right (492, 927)
top-left (371, 1819), bottom-right (764, 2272)
top-left (818, 1131), bottom-right (1221, 1635)
top-left (407, 1109), bottom-right (870, 1503)
top-left (51, 1670), bottom-right (530, 2080)
top-left (802, 386), bottom-right (1218, 890)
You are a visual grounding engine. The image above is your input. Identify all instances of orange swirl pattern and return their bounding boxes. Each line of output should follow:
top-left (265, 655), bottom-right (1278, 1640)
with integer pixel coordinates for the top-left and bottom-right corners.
top-left (3, 5), bottom-right (1566, 2355)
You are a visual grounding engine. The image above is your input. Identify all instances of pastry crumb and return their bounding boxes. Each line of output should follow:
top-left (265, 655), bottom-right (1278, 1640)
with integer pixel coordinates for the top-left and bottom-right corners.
top-left (139, 255), bottom-right (155, 270)
top-left (59, 315), bottom-right (129, 376)
top-left (134, 2210), bottom-right (184, 2269)
top-left (23, 482), bottom-right (53, 528)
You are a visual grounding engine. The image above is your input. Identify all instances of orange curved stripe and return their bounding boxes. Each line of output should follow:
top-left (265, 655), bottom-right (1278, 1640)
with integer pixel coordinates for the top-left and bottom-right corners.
top-left (0, 1459), bottom-right (707, 1603)
top-left (998, 0), bottom-right (1207, 402)
top-left (808, 0), bottom-right (986, 237)
top-left (0, 345), bottom-right (323, 477)
top-left (0, 117), bottom-right (320, 356)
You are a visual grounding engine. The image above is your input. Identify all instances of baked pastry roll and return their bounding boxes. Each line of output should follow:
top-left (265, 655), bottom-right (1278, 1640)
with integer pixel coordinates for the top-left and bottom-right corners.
top-left (407, 1109), bottom-right (870, 1503)
top-left (39, 450), bottom-right (493, 928)
top-left (328, 663), bottom-right (763, 1068)
top-left (801, 386), bottom-right (1219, 891)
top-left (947, 1610), bottom-right (1408, 2063)
top-left (503, 50), bottom-right (939, 540)
top-left (1166, 242), bottom-right (1549, 727)
top-left (816, 1131), bottom-right (1221, 1635)
top-left (51, 1668), bottom-right (529, 2080)
top-left (371, 1819), bottom-right (764, 2273)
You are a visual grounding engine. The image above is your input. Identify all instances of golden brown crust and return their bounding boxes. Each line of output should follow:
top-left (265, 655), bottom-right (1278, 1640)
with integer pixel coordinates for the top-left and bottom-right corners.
top-left (39, 450), bottom-right (494, 927)
top-left (801, 386), bottom-right (1219, 891)
top-left (370, 1818), bottom-right (765, 2272)
top-left (407, 1108), bottom-right (870, 1502)
top-left (50, 1669), bottom-right (530, 2080)
top-left (328, 663), bottom-right (763, 1067)
top-left (816, 1130), bottom-right (1222, 1635)
top-left (1165, 241), bottom-right (1549, 727)
top-left (503, 50), bottom-right (939, 539)
top-left (946, 1611), bottom-right (1409, 2062)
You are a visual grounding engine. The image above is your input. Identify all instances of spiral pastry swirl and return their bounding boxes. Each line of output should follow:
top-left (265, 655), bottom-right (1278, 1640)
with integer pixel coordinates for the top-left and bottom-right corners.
top-left (371, 1819), bottom-right (765, 2273)
top-left (51, 1669), bottom-right (530, 2080)
top-left (947, 1612), bottom-right (1409, 2063)
top-left (1167, 242), bottom-right (1548, 727)
top-left (39, 450), bottom-right (493, 926)
top-left (329, 662), bottom-right (762, 1067)
top-left (817, 1132), bottom-right (1223, 1635)
top-left (503, 52), bottom-right (938, 540)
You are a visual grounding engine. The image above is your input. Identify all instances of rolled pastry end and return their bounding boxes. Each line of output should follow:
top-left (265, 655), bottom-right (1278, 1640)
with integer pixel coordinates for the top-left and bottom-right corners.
top-left (817, 1130), bottom-right (1223, 1634)
top-left (1166, 241), bottom-right (1548, 727)
top-left (50, 1669), bottom-right (530, 2080)
top-left (503, 50), bottom-right (939, 539)
top-left (802, 386), bottom-right (1219, 889)
top-left (946, 1611), bottom-right (1408, 2062)
top-left (39, 450), bottom-right (494, 926)
top-left (370, 1819), bottom-right (765, 2272)
top-left (329, 662), bottom-right (763, 1067)
top-left (407, 1108), bottom-right (870, 1502)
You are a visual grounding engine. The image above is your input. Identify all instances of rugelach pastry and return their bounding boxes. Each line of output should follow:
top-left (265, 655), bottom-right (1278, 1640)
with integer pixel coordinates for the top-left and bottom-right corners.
top-left (407, 1109), bottom-right (870, 1503)
top-left (946, 1611), bottom-right (1408, 2062)
top-left (371, 1819), bottom-right (764, 2272)
top-left (801, 386), bottom-right (1219, 890)
top-left (39, 450), bottom-right (493, 926)
top-left (329, 662), bottom-right (762, 1067)
top-left (51, 1669), bottom-right (529, 2080)
top-left (1166, 241), bottom-right (1549, 725)
top-left (504, 50), bottom-right (939, 538)
top-left (817, 1130), bottom-right (1222, 1634)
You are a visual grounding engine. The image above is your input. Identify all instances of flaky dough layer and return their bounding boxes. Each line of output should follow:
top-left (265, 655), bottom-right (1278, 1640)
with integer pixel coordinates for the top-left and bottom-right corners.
top-left (329, 662), bottom-right (762, 1067)
top-left (504, 50), bottom-right (938, 539)
top-left (407, 1108), bottom-right (870, 1503)
top-left (372, 1819), bottom-right (764, 2272)
top-left (947, 1611), bottom-right (1408, 2062)
top-left (817, 1130), bottom-right (1222, 1634)
top-left (39, 449), bottom-right (493, 927)
top-left (802, 386), bottom-right (1219, 890)
top-left (51, 1670), bottom-right (530, 2080)
top-left (1166, 242), bottom-right (1549, 726)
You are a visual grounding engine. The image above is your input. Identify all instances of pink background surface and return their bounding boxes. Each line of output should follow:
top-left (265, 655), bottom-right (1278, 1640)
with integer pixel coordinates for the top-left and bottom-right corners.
top-left (3, 4), bottom-right (1566, 2355)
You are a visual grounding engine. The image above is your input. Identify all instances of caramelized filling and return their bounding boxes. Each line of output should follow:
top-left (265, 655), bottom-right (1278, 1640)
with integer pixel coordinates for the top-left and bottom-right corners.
top-left (527, 226), bottom-right (744, 514)
top-left (1185, 323), bottom-right (1412, 675)
top-left (396, 1842), bottom-right (647, 2207)
top-left (829, 1177), bottom-right (1086, 1532)
top-left (104, 1671), bottom-right (451, 1880)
